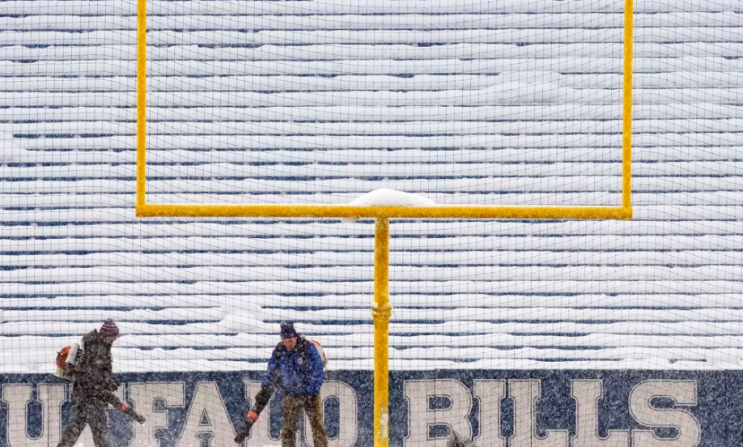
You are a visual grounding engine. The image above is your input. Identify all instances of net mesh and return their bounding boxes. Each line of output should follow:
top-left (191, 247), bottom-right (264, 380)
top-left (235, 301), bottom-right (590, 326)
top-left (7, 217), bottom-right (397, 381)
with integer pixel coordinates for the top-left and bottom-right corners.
top-left (1, 0), bottom-right (743, 445)
top-left (144, 0), bottom-right (625, 207)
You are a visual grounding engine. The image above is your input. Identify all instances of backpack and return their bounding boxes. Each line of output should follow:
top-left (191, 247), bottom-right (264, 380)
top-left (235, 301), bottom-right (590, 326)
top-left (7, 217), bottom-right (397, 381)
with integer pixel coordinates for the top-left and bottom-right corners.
top-left (54, 343), bottom-right (80, 380)
top-left (274, 337), bottom-right (328, 368)
top-left (308, 339), bottom-right (328, 368)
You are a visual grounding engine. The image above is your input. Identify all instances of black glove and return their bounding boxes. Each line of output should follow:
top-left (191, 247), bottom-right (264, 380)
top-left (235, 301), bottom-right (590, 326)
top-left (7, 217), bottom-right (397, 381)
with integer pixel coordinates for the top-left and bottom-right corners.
top-left (130, 410), bottom-right (147, 424)
top-left (235, 386), bottom-right (275, 443)
top-left (121, 404), bottom-right (146, 424)
top-left (234, 412), bottom-right (258, 444)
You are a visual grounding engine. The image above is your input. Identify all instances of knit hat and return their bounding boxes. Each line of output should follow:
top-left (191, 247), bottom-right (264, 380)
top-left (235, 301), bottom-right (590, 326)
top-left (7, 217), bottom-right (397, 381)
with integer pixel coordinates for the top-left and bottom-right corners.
top-left (280, 322), bottom-right (298, 339)
top-left (100, 319), bottom-right (120, 339)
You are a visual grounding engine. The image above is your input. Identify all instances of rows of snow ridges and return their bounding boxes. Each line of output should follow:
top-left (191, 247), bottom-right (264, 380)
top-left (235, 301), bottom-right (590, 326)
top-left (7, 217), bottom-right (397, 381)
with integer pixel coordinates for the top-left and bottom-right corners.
top-left (1, 0), bottom-right (743, 372)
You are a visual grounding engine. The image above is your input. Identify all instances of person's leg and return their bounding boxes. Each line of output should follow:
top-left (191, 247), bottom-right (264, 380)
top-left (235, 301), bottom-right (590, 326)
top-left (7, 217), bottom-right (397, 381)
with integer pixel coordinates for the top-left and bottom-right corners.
top-left (57, 401), bottom-right (89, 447)
top-left (87, 400), bottom-right (112, 447)
top-left (281, 395), bottom-right (304, 447)
top-left (304, 395), bottom-right (328, 447)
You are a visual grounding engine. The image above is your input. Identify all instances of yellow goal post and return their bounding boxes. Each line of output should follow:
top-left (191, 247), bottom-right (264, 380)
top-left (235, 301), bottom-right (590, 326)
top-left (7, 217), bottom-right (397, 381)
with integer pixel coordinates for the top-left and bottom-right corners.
top-left (134, 0), bottom-right (634, 223)
top-left (134, 0), bottom-right (634, 445)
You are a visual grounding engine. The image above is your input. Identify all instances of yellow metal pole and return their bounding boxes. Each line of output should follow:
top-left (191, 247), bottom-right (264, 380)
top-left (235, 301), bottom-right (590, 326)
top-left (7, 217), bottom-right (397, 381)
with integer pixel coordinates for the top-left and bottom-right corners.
top-left (622, 0), bottom-right (633, 215)
top-left (136, 203), bottom-right (631, 220)
top-left (135, 0), bottom-right (147, 211)
top-left (373, 217), bottom-right (391, 447)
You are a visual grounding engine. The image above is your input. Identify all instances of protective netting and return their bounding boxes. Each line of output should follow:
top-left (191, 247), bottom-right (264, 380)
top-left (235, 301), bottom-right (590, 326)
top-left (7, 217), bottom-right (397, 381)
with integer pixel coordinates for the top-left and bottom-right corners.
top-left (143, 0), bottom-right (626, 207)
top-left (2, 0), bottom-right (743, 445)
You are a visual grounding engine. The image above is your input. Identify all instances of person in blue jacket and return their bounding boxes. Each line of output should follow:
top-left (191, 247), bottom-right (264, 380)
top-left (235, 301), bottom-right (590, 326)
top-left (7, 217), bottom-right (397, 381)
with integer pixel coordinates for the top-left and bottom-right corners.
top-left (235, 322), bottom-right (327, 447)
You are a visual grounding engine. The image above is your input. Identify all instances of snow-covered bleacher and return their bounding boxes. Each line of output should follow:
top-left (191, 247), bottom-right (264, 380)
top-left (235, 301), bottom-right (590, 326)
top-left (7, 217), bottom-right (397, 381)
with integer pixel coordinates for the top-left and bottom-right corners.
top-left (1, 0), bottom-right (743, 373)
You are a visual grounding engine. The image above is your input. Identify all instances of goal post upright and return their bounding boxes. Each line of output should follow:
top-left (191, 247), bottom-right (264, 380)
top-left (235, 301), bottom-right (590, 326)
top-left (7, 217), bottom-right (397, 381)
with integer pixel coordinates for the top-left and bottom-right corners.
top-left (623, 0), bottom-right (634, 213)
top-left (135, 0), bottom-right (147, 210)
top-left (134, 0), bottom-right (634, 445)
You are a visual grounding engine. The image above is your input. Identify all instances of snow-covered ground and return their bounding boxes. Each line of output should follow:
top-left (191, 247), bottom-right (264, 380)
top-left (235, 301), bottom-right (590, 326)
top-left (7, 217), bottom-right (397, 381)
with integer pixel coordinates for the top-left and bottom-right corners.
top-left (1, 0), bottom-right (742, 372)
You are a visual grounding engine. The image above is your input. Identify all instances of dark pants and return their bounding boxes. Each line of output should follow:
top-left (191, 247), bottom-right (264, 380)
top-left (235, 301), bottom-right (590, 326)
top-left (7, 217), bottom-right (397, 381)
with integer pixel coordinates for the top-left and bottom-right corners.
top-left (57, 399), bottom-right (111, 447)
top-left (282, 395), bottom-right (328, 447)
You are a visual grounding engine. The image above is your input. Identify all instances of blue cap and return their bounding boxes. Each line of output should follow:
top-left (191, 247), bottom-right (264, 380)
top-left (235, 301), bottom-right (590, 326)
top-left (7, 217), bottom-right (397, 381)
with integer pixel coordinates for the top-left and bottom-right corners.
top-left (280, 322), bottom-right (298, 339)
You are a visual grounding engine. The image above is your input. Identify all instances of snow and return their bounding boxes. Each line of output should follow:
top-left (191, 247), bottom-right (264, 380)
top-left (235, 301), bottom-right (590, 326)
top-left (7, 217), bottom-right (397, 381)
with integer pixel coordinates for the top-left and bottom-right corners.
top-left (1, 0), bottom-right (743, 372)
top-left (8, 44), bottom-right (743, 62)
top-left (1, 293), bottom-right (742, 310)
top-left (0, 134), bottom-right (26, 163)
top-left (2, 0), bottom-right (742, 15)
top-left (3, 191), bottom-right (743, 207)
top-left (6, 13), bottom-right (743, 31)
top-left (5, 72), bottom-right (743, 91)
top-left (1, 219), bottom-right (741, 238)
top-left (342, 189), bottom-right (434, 222)
top-left (11, 58), bottom-right (743, 76)
top-left (16, 133), bottom-right (743, 151)
top-left (346, 189), bottom-right (436, 207)
top-left (6, 265), bottom-right (743, 283)
top-left (13, 179), bottom-right (743, 199)
top-left (3, 104), bottom-right (743, 122)
top-left (3, 87), bottom-right (743, 106)
top-left (6, 280), bottom-right (743, 299)
top-left (7, 249), bottom-right (743, 268)
top-left (4, 29), bottom-right (743, 46)
top-left (5, 234), bottom-right (743, 253)
top-left (0, 117), bottom-right (734, 136)
top-left (3, 135), bottom-right (627, 150)
top-left (9, 160), bottom-right (743, 179)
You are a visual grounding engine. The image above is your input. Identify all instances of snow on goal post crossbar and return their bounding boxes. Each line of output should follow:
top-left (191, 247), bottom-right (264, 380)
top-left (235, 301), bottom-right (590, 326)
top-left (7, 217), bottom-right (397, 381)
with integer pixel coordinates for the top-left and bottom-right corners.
top-left (135, 0), bottom-right (634, 221)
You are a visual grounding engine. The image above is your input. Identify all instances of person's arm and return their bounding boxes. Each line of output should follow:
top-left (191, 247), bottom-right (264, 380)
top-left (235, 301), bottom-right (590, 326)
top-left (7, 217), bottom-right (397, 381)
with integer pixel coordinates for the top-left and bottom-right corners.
top-left (235, 350), bottom-right (280, 443)
top-left (105, 392), bottom-right (146, 423)
top-left (101, 389), bottom-right (124, 408)
top-left (306, 343), bottom-right (324, 396)
top-left (261, 347), bottom-right (280, 389)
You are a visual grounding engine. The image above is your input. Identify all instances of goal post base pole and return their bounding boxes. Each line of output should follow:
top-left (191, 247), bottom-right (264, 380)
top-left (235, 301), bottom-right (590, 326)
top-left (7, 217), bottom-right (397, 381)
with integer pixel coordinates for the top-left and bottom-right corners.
top-left (373, 217), bottom-right (391, 447)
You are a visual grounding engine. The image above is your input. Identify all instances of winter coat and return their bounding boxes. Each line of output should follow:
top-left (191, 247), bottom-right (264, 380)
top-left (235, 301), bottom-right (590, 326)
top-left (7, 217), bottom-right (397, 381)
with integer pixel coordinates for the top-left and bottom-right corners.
top-left (70, 330), bottom-right (118, 402)
top-left (261, 337), bottom-right (324, 396)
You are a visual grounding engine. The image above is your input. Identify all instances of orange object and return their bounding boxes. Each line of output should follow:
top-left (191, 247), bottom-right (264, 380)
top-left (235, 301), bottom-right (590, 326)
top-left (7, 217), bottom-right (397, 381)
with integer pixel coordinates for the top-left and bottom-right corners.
top-left (56, 346), bottom-right (71, 368)
top-left (309, 339), bottom-right (328, 367)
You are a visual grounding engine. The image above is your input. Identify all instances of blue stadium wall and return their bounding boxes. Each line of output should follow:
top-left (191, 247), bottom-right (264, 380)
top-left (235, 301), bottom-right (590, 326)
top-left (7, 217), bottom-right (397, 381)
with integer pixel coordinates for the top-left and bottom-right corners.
top-left (2, 370), bottom-right (741, 447)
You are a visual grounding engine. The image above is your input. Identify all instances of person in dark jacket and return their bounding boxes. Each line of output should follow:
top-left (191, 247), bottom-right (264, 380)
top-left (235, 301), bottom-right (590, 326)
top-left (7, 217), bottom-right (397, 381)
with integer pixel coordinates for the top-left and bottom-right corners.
top-left (235, 322), bottom-right (327, 447)
top-left (58, 319), bottom-right (145, 447)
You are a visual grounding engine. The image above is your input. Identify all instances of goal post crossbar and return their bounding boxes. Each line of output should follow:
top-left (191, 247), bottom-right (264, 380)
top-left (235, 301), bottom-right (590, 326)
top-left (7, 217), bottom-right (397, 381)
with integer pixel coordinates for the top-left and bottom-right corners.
top-left (136, 203), bottom-right (632, 220)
